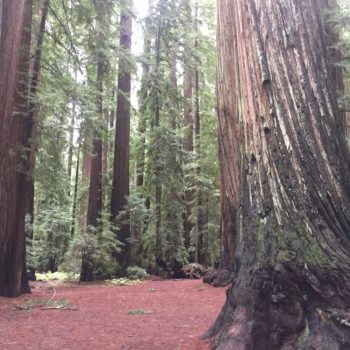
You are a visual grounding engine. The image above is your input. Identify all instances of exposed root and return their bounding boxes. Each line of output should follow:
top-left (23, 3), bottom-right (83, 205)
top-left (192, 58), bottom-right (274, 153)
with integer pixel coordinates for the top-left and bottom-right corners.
top-left (203, 269), bottom-right (233, 287)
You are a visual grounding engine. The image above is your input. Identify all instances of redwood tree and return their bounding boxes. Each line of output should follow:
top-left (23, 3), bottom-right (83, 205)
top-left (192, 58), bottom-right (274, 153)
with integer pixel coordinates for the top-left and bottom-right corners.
top-left (111, 4), bottom-right (132, 271)
top-left (210, 0), bottom-right (350, 349)
top-left (0, 0), bottom-right (32, 297)
top-left (80, 0), bottom-right (106, 282)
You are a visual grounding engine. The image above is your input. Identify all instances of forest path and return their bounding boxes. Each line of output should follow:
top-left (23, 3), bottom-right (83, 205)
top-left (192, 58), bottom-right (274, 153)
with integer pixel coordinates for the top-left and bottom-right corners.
top-left (0, 279), bottom-right (226, 350)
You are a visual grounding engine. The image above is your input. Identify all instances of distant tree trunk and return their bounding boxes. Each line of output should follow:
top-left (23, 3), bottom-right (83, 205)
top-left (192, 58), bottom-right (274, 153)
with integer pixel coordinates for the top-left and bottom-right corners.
top-left (136, 8), bottom-right (151, 188)
top-left (79, 125), bottom-right (92, 236)
top-left (67, 102), bottom-right (75, 196)
top-left (24, 0), bottom-right (49, 265)
top-left (154, 21), bottom-right (163, 266)
top-left (17, 0), bottom-right (35, 294)
top-left (209, 1), bottom-right (350, 349)
top-left (183, 55), bottom-right (194, 151)
top-left (70, 143), bottom-right (80, 238)
top-left (169, 52), bottom-right (177, 129)
top-left (194, 1), bottom-right (205, 265)
top-left (110, 6), bottom-right (132, 271)
top-left (183, 33), bottom-right (194, 252)
top-left (80, 4), bottom-right (105, 281)
top-left (0, 0), bottom-right (32, 297)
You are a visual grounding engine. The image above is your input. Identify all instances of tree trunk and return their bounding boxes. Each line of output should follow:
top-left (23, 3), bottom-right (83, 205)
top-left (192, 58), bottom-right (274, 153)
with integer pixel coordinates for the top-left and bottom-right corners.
top-left (209, 0), bottom-right (350, 349)
top-left (17, 0), bottom-right (35, 295)
top-left (0, 0), bottom-right (32, 297)
top-left (218, 137), bottom-right (235, 271)
top-left (183, 25), bottom-right (194, 252)
top-left (80, 3), bottom-right (105, 281)
top-left (136, 6), bottom-right (151, 188)
top-left (67, 101), bottom-right (75, 196)
top-left (154, 21), bottom-right (163, 266)
top-left (70, 143), bottom-right (80, 238)
top-left (194, 1), bottom-right (205, 265)
top-left (24, 0), bottom-right (49, 276)
top-left (78, 125), bottom-right (92, 236)
top-left (110, 6), bottom-right (132, 271)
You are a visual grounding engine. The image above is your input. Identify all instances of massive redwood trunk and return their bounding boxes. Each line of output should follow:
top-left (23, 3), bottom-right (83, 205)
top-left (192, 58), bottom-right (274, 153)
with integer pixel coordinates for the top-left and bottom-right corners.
top-left (210, 0), bottom-right (350, 349)
top-left (0, 0), bottom-right (32, 297)
top-left (110, 6), bottom-right (132, 271)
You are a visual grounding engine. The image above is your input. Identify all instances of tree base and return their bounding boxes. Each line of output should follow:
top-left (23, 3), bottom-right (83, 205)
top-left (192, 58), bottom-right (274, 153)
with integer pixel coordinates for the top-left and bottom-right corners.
top-left (206, 265), bottom-right (350, 350)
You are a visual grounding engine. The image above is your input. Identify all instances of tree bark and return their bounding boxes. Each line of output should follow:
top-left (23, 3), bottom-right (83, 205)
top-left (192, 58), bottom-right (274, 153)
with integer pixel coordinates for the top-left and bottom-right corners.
top-left (110, 5), bottom-right (132, 271)
top-left (209, 0), bottom-right (350, 349)
top-left (24, 0), bottom-right (49, 278)
top-left (0, 0), bottom-right (32, 297)
top-left (78, 125), bottom-right (92, 237)
top-left (67, 101), bottom-right (75, 196)
top-left (80, 1), bottom-right (105, 281)
top-left (70, 142), bottom-right (80, 238)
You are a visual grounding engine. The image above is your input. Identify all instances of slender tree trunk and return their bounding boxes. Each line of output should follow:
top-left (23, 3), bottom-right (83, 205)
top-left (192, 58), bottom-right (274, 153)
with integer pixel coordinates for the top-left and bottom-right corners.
top-left (0, 0), bottom-right (32, 297)
top-left (71, 143), bottom-right (80, 238)
top-left (183, 24), bottom-right (194, 252)
top-left (169, 52), bottom-right (177, 130)
top-left (24, 0), bottom-right (49, 276)
top-left (154, 21), bottom-right (163, 265)
top-left (209, 1), bottom-right (350, 349)
top-left (67, 101), bottom-right (75, 196)
top-left (78, 125), bottom-right (92, 236)
top-left (17, 0), bottom-right (35, 294)
top-left (80, 0), bottom-right (107, 281)
top-left (110, 5), bottom-right (132, 271)
top-left (136, 10), bottom-right (151, 188)
top-left (194, 1), bottom-right (205, 265)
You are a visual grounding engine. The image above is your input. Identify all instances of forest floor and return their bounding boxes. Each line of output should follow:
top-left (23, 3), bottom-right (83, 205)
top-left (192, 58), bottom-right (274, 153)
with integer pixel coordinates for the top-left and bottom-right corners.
top-left (0, 278), bottom-right (226, 350)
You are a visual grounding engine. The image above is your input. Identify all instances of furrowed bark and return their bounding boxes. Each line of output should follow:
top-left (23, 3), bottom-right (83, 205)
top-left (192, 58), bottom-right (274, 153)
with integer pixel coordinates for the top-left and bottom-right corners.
top-left (0, 0), bottom-right (32, 297)
top-left (209, 0), bottom-right (350, 349)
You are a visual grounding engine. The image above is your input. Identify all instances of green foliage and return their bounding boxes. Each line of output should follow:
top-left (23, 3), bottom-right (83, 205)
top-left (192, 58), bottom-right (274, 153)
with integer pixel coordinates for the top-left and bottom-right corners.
top-left (35, 271), bottom-right (78, 281)
top-left (109, 278), bottom-right (144, 286)
top-left (16, 298), bottom-right (72, 311)
top-left (127, 309), bottom-right (151, 315)
top-left (126, 266), bottom-right (149, 280)
top-left (62, 211), bottom-right (122, 278)
top-left (30, 202), bottom-right (71, 272)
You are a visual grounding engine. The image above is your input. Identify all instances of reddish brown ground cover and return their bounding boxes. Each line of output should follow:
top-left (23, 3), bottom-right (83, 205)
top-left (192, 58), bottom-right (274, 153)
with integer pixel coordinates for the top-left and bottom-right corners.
top-left (0, 279), bottom-right (226, 350)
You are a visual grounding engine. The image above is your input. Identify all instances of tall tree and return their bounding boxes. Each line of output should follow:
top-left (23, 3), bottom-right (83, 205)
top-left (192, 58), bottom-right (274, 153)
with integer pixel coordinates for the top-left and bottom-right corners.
top-left (135, 1), bottom-right (152, 188)
top-left (182, 1), bottom-right (194, 252)
top-left (209, 0), bottom-right (350, 348)
top-left (80, 0), bottom-right (106, 281)
top-left (0, 0), bottom-right (32, 297)
top-left (111, 2), bottom-right (132, 271)
top-left (193, 0), bottom-right (205, 265)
